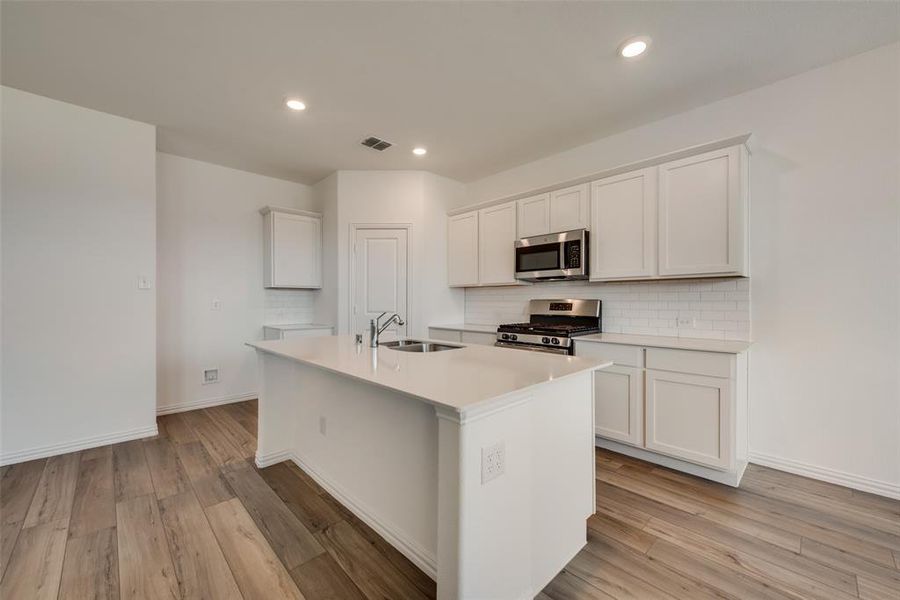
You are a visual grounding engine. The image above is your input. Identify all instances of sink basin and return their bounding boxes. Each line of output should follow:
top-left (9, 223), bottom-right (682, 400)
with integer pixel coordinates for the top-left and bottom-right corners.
top-left (380, 340), bottom-right (462, 352)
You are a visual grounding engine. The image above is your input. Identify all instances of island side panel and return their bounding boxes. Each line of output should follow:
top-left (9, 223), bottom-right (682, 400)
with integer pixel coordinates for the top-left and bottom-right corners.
top-left (436, 370), bottom-right (594, 600)
top-left (256, 352), bottom-right (301, 466)
top-left (283, 360), bottom-right (439, 577)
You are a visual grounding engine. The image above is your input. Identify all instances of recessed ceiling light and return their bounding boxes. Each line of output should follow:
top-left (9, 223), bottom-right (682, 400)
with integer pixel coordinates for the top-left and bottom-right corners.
top-left (619, 37), bottom-right (650, 59)
top-left (285, 98), bottom-right (306, 111)
top-left (412, 147), bottom-right (427, 156)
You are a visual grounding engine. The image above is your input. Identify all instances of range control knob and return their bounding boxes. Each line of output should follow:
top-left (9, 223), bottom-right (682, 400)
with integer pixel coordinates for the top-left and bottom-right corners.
top-left (501, 333), bottom-right (510, 340)
top-left (510, 334), bottom-right (518, 341)
top-left (551, 337), bottom-right (560, 345)
top-left (541, 337), bottom-right (551, 344)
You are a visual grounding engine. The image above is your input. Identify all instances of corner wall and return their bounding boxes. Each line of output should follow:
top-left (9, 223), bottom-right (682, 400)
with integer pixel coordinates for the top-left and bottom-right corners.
top-left (463, 44), bottom-right (900, 496)
top-left (1, 87), bottom-right (158, 463)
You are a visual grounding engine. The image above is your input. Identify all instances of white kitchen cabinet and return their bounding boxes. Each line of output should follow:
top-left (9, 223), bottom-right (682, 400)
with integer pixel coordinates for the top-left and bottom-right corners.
top-left (590, 168), bottom-right (657, 280)
top-left (645, 369), bottom-right (732, 470)
top-left (550, 183), bottom-right (590, 232)
top-left (658, 145), bottom-right (748, 277)
top-left (478, 201), bottom-right (518, 285)
top-left (261, 207), bottom-right (322, 289)
top-left (593, 366), bottom-right (644, 447)
top-left (516, 193), bottom-right (551, 238)
top-left (447, 211), bottom-right (479, 287)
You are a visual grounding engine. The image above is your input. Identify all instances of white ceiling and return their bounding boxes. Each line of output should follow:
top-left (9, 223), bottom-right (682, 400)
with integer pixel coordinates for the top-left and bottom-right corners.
top-left (3, 1), bottom-right (898, 185)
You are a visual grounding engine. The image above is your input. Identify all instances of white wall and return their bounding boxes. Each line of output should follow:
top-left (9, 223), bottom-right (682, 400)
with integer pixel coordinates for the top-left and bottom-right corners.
top-left (463, 44), bottom-right (900, 495)
top-left (156, 153), bottom-right (317, 414)
top-left (1, 87), bottom-right (157, 463)
top-left (317, 170), bottom-right (465, 339)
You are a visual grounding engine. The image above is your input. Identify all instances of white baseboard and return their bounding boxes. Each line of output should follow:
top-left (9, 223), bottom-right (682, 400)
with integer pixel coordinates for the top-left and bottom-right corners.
top-left (156, 392), bottom-right (257, 415)
top-left (255, 449), bottom-right (293, 468)
top-left (0, 424), bottom-right (159, 466)
top-left (749, 451), bottom-right (900, 500)
top-left (270, 450), bottom-right (437, 580)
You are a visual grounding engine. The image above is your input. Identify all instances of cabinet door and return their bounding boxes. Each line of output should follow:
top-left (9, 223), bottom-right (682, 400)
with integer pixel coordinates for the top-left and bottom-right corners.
top-left (447, 211), bottom-right (479, 287)
top-left (593, 366), bottom-right (643, 446)
top-left (517, 193), bottom-right (551, 238)
top-left (478, 201), bottom-right (517, 285)
top-left (645, 369), bottom-right (732, 469)
top-left (272, 212), bottom-right (321, 288)
top-left (658, 146), bottom-right (746, 277)
top-left (461, 331), bottom-right (496, 346)
top-left (550, 183), bottom-right (590, 232)
top-left (590, 168), bottom-right (657, 280)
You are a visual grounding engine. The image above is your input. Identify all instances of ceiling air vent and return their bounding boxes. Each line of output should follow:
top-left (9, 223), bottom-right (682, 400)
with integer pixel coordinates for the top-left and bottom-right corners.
top-left (361, 136), bottom-right (393, 151)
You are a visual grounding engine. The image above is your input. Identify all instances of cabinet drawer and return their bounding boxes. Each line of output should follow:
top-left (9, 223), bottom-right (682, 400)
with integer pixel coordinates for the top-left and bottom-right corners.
top-left (282, 328), bottom-right (333, 339)
top-left (461, 331), bottom-right (496, 346)
top-left (645, 347), bottom-right (732, 378)
top-left (575, 342), bottom-right (643, 368)
top-left (428, 329), bottom-right (462, 343)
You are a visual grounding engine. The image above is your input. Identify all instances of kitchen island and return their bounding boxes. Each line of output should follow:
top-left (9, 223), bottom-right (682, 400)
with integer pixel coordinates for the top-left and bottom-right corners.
top-left (247, 335), bottom-right (611, 600)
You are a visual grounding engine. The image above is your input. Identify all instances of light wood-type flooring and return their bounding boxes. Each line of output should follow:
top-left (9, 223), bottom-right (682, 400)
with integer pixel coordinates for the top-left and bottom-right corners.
top-left (1, 400), bottom-right (898, 599)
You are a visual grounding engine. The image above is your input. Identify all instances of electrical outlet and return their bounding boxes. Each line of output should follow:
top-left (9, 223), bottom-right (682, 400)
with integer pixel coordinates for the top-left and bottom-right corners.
top-left (211, 298), bottom-right (222, 311)
top-left (202, 368), bottom-right (219, 385)
top-left (481, 442), bottom-right (505, 484)
top-left (137, 276), bottom-right (152, 290)
top-left (676, 316), bottom-right (695, 328)
top-left (319, 416), bottom-right (327, 436)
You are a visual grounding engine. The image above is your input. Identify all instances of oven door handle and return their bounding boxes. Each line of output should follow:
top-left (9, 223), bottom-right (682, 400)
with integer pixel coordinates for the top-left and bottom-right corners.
top-left (494, 341), bottom-right (570, 355)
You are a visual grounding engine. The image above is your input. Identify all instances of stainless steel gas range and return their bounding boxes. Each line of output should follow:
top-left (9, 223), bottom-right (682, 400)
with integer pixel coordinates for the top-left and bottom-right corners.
top-left (495, 299), bottom-right (601, 355)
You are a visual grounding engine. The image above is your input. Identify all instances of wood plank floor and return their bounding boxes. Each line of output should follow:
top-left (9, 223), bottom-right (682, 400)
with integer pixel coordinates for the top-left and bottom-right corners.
top-left (0, 399), bottom-right (896, 599)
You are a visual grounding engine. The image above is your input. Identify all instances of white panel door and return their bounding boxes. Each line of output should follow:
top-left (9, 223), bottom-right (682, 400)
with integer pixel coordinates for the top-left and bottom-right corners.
top-left (272, 212), bottom-right (321, 288)
top-left (658, 146), bottom-right (745, 276)
top-left (447, 211), bottom-right (479, 287)
top-left (550, 183), bottom-right (590, 232)
top-left (517, 193), bottom-right (551, 237)
top-left (590, 168), bottom-right (657, 280)
top-left (478, 201), bottom-right (518, 285)
top-left (353, 228), bottom-right (408, 337)
top-left (593, 365), bottom-right (644, 446)
top-left (645, 369), bottom-right (732, 469)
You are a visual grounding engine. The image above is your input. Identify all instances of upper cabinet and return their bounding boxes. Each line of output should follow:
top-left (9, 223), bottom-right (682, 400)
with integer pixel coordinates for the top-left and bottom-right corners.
top-left (517, 193), bottom-right (551, 238)
top-left (447, 211), bottom-right (479, 287)
top-left (549, 183), bottom-right (590, 232)
top-left (447, 137), bottom-right (750, 288)
top-left (478, 201), bottom-right (518, 285)
top-left (261, 207), bottom-right (322, 289)
top-left (658, 146), bottom-right (747, 277)
top-left (590, 167), bottom-right (657, 280)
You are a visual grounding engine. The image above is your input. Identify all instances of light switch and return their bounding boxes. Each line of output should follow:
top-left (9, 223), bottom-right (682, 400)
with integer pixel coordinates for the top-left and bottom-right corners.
top-left (138, 276), bottom-right (152, 290)
top-left (211, 299), bottom-right (222, 311)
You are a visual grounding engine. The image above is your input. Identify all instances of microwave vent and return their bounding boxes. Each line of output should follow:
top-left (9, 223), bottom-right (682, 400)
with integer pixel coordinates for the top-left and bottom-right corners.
top-left (361, 136), bottom-right (393, 151)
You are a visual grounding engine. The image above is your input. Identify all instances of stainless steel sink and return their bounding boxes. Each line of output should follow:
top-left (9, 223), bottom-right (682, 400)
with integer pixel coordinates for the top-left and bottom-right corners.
top-left (380, 340), bottom-right (462, 352)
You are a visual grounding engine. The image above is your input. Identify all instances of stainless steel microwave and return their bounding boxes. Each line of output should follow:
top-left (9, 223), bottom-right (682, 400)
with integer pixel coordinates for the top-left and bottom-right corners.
top-left (514, 229), bottom-right (589, 281)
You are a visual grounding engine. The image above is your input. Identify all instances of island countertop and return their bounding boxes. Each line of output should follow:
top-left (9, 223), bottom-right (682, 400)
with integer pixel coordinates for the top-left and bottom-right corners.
top-left (247, 335), bottom-right (611, 413)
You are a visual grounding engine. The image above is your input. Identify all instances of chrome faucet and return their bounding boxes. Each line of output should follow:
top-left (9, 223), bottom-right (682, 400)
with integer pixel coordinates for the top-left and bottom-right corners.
top-left (369, 312), bottom-right (405, 347)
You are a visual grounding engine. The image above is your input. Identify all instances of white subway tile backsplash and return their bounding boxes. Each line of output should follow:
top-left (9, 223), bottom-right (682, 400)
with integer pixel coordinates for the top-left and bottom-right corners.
top-left (264, 289), bottom-right (317, 324)
top-left (465, 277), bottom-right (751, 341)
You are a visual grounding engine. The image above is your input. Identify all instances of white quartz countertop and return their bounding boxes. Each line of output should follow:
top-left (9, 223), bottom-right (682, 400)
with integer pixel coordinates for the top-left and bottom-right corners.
top-left (428, 323), bottom-right (498, 334)
top-left (575, 332), bottom-right (750, 354)
top-left (263, 323), bottom-right (334, 331)
top-left (247, 335), bottom-right (611, 413)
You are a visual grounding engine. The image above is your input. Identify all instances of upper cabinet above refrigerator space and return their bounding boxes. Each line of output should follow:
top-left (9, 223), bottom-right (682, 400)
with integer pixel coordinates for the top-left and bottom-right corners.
top-left (260, 206), bottom-right (323, 289)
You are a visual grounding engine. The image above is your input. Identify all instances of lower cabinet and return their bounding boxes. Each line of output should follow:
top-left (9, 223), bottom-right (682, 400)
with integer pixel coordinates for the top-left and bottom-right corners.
top-left (427, 328), bottom-right (496, 346)
top-left (593, 365), bottom-right (643, 446)
top-left (576, 340), bottom-right (746, 482)
top-left (645, 369), bottom-right (732, 469)
top-left (263, 326), bottom-right (334, 341)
